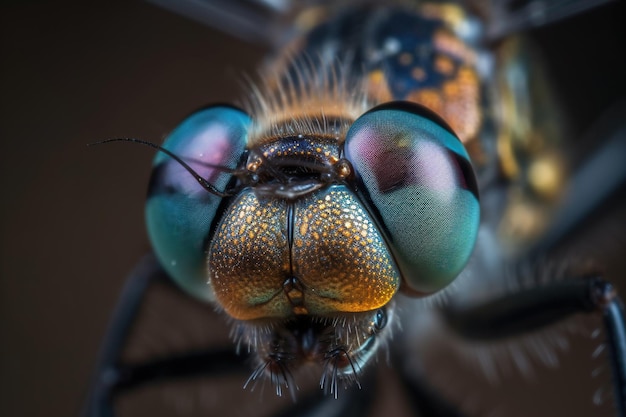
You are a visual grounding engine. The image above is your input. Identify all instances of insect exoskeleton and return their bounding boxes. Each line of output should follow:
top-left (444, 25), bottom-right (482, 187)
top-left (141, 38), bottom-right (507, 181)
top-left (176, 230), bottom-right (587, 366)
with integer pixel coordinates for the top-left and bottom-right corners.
top-left (144, 62), bottom-right (479, 392)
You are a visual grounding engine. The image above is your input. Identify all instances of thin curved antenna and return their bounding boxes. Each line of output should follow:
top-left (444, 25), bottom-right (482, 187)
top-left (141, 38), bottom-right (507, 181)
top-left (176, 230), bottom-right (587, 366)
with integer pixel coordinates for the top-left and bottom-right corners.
top-left (89, 138), bottom-right (236, 197)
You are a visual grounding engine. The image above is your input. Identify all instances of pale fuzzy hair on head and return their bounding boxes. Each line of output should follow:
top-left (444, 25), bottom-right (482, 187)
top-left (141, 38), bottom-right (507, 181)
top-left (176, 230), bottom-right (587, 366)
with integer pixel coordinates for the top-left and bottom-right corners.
top-left (241, 53), bottom-right (372, 145)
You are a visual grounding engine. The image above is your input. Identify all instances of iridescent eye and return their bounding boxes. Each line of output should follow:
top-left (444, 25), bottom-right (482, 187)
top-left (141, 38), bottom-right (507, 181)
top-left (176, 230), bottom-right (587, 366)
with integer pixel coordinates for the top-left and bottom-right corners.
top-left (344, 101), bottom-right (480, 295)
top-left (145, 105), bottom-right (250, 302)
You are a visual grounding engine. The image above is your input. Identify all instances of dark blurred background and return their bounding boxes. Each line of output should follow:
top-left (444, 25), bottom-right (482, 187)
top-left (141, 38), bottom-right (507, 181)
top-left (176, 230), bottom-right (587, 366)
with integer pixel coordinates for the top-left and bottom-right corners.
top-left (1, 1), bottom-right (625, 417)
top-left (0, 2), bottom-right (265, 416)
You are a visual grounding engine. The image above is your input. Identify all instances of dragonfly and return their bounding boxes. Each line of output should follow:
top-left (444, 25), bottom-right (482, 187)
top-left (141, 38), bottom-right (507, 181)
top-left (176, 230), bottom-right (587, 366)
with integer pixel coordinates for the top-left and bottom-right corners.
top-left (83, 1), bottom-right (626, 416)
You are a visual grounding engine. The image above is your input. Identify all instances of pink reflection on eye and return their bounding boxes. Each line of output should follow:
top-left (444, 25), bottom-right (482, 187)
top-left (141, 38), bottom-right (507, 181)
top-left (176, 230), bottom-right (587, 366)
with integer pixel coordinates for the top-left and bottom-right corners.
top-left (167, 123), bottom-right (237, 195)
top-left (410, 140), bottom-right (456, 202)
top-left (348, 129), bottom-right (458, 202)
top-left (186, 124), bottom-right (233, 166)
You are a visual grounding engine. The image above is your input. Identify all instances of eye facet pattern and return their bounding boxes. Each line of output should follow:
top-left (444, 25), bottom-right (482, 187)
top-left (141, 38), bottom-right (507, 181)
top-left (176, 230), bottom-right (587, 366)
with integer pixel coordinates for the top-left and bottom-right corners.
top-left (344, 101), bottom-right (480, 295)
top-left (145, 105), bottom-right (250, 302)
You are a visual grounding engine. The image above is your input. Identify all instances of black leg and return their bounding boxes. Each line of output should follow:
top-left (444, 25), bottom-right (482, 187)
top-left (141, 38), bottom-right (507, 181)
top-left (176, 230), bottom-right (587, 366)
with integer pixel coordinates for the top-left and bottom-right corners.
top-left (110, 349), bottom-right (248, 393)
top-left (82, 254), bottom-right (162, 417)
top-left (601, 283), bottom-right (626, 416)
top-left (81, 255), bottom-right (250, 417)
top-left (442, 276), bottom-right (626, 417)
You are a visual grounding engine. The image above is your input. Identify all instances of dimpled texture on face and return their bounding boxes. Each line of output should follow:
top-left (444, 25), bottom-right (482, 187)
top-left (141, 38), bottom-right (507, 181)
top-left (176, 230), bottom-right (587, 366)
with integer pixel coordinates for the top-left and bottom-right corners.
top-left (208, 185), bottom-right (401, 320)
top-left (291, 186), bottom-right (401, 313)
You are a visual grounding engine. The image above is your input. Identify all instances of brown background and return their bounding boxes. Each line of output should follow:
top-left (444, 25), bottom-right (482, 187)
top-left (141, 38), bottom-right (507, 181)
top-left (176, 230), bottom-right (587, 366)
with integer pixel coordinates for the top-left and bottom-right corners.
top-left (1, 2), bottom-right (625, 417)
top-left (0, 2), bottom-right (265, 416)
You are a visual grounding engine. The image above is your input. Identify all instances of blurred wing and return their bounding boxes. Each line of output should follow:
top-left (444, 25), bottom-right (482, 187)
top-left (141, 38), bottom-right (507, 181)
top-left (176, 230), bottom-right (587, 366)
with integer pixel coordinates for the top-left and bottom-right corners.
top-left (147, 0), bottom-right (618, 44)
top-left (466, 0), bottom-right (616, 41)
top-left (146, 0), bottom-right (331, 46)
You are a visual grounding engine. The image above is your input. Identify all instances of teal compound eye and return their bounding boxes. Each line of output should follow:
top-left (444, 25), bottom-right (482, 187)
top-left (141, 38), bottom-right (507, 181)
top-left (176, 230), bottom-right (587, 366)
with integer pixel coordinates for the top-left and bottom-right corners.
top-left (344, 101), bottom-right (480, 295)
top-left (145, 105), bottom-right (251, 302)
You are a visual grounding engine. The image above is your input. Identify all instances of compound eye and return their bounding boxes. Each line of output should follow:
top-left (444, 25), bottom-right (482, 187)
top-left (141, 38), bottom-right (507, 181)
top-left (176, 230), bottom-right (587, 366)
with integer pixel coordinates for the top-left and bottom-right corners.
top-left (145, 105), bottom-right (250, 302)
top-left (344, 102), bottom-right (479, 295)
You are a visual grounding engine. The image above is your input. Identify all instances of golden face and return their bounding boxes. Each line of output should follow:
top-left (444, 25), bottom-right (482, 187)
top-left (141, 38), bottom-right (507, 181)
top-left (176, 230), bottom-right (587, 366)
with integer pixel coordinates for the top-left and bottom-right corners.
top-left (209, 186), bottom-right (401, 320)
